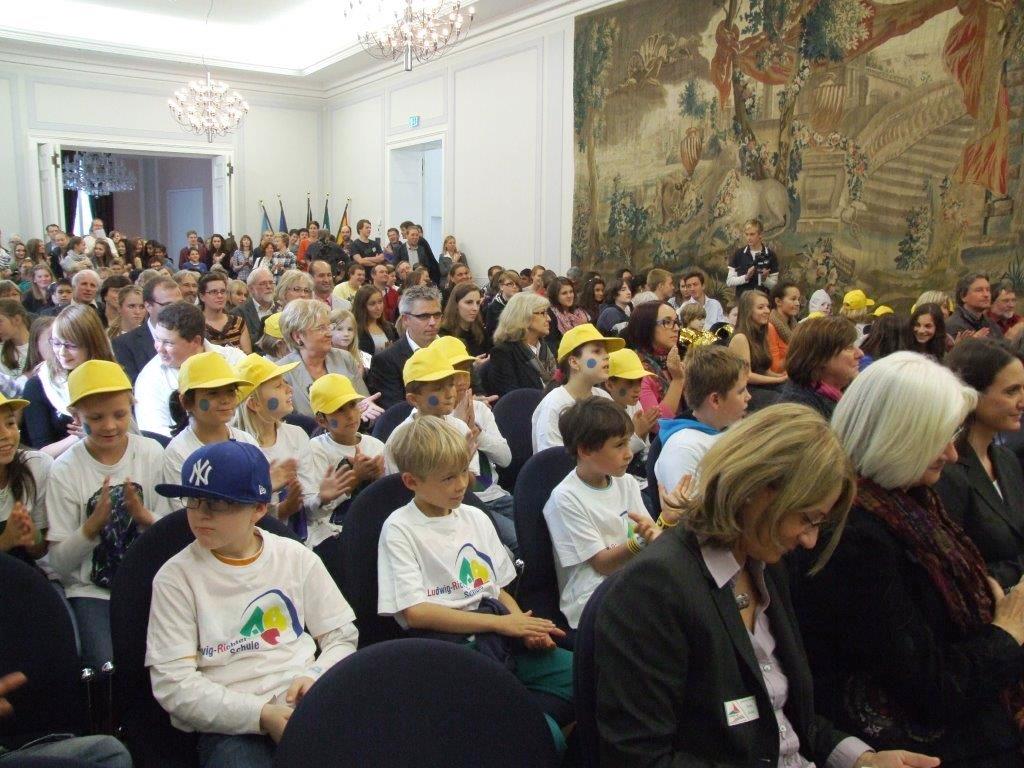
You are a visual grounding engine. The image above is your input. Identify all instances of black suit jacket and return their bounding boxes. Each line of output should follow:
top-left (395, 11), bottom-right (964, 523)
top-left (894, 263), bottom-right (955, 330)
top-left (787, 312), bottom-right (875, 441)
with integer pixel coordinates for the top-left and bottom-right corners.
top-left (230, 298), bottom-right (271, 344)
top-left (366, 335), bottom-right (414, 410)
top-left (596, 528), bottom-right (847, 767)
top-left (486, 341), bottom-right (544, 396)
top-left (935, 441), bottom-right (1024, 588)
top-left (112, 322), bottom-right (155, 385)
top-left (393, 241), bottom-right (440, 285)
top-left (791, 503), bottom-right (1024, 766)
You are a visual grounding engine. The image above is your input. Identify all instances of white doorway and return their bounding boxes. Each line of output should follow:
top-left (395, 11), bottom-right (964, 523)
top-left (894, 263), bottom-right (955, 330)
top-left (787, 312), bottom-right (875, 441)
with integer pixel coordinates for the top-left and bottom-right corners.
top-left (167, 188), bottom-right (206, 253)
top-left (388, 138), bottom-right (443, 249)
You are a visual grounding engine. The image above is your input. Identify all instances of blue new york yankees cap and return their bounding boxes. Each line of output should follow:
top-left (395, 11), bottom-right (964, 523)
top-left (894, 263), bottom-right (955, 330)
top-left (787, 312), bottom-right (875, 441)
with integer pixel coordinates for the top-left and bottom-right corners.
top-left (155, 440), bottom-right (272, 504)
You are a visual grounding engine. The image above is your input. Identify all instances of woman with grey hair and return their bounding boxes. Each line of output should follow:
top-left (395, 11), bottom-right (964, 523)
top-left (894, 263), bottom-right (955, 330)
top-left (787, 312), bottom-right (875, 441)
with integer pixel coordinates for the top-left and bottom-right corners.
top-left (485, 291), bottom-right (555, 396)
top-left (793, 351), bottom-right (1024, 766)
top-left (277, 298), bottom-right (382, 421)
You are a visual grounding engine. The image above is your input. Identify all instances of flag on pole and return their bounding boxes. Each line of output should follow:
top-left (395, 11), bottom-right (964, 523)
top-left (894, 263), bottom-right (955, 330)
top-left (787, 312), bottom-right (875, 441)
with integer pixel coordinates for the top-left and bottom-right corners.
top-left (278, 197), bottom-right (288, 233)
top-left (306, 194), bottom-right (313, 227)
top-left (322, 195), bottom-right (331, 233)
top-left (335, 200), bottom-right (350, 244)
top-left (260, 201), bottom-right (273, 234)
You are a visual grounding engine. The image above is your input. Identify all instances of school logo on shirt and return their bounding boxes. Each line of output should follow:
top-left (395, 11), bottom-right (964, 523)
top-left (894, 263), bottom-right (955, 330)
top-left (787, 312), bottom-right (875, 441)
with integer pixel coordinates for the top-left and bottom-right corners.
top-left (199, 588), bottom-right (302, 659)
top-left (425, 543), bottom-right (497, 600)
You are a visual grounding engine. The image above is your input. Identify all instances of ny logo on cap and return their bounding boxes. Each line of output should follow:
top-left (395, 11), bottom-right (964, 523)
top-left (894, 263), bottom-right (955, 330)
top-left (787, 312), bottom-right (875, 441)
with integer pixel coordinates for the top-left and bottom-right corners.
top-left (190, 458), bottom-right (212, 487)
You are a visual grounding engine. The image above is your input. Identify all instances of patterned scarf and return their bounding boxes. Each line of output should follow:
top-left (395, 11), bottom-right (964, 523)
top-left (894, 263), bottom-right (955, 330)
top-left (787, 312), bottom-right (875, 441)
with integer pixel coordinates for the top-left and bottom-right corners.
top-left (769, 309), bottom-right (797, 345)
top-left (638, 347), bottom-right (673, 407)
top-left (552, 307), bottom-right (590, 337)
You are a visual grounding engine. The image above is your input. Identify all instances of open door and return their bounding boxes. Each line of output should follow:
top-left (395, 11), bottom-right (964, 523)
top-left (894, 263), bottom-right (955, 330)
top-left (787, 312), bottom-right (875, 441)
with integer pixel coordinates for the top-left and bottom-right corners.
top-left (37, 143), bottom-right (64, 233)
top-left (211, 155), bottom-right (232, 237)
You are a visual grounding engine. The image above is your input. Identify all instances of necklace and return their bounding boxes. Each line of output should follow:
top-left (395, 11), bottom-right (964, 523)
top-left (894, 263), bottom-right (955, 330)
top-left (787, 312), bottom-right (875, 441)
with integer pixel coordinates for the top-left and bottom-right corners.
top-left (730, 576), bottom-right (751, 609)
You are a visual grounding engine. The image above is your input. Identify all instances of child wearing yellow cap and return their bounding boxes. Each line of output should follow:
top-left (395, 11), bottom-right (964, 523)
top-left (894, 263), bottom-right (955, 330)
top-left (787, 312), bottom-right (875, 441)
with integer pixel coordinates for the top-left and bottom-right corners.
top-left (531, 323), bottom-right (624, 452)
top-left (46, 360), bottom-right (171, 671)
top-left (0, 393), bottom-right (51, 561)
top-left (430, 336), bottom-right (518, 553)
top-left (604, 348), bottom-right (660, 495)
top-left (163, 351), bottom-right (258, 503)
top-left (234, 354), bottom-right (350, 549)
top-left (308, 373), bottom-right (385, 526)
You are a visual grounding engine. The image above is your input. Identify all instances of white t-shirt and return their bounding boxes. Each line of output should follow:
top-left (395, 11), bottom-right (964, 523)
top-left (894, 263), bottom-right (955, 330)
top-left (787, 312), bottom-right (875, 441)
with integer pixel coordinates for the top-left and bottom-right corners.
top-left (309, 432), bottom-right (386, 518)
top-left (543, 470), bottom-right (646, 628)
top-left (163, 427), bottom-right (259, 504)
top-left (46, 433), bottom-right (171, 599)
top-left (0, 450), bottom-right (52, 534)
top-left (654, 427), bottom-right (721, 491)
top-left (378, 500), bottom-right (516, 629)
top-left (532, 386), bottom-right (612, 452)
top-left (253, 422), bottom-right (327, 548)
top-left (146, 531), bottom-right (357, 734)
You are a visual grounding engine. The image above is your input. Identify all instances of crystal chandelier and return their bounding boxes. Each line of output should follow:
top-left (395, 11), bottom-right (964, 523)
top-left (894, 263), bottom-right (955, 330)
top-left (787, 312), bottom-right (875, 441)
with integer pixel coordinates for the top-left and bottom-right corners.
top-left (62, 152), bottom-right (137, 197)
top-left (168, 72), bottom-right (249, 143)
top-left (344, 0), bottom-right (475, 71)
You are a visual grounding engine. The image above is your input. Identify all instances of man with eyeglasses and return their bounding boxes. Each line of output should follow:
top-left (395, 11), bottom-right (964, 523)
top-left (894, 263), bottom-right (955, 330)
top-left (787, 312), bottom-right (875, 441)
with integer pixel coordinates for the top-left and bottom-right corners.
top-left (135, 302), bottom-right (245, 437)
top-left (230, 267), bottom-right (278, 343)
top-left (367, 284), bottom-right (443, 409)
top-left (113, 276), bottom-right (182, 384)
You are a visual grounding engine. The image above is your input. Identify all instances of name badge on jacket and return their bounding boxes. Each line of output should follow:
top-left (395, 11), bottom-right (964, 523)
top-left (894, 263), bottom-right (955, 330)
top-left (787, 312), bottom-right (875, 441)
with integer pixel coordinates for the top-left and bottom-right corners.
top-left (724, 696), bottom-right (759, 726)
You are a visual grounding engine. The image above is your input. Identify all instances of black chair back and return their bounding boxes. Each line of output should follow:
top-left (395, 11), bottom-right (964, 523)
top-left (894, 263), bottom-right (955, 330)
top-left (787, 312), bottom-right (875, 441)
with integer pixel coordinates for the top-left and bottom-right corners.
top-left (109, 509), bottom-right (297, 768)
top-left (512, 447), bottom-right (575, 635)
top-left (0, 554), bottom-right (87, 751)
top-left (283, 412), bottom-right (320, 437)
top-left (274, 638), bottom-right (559, 768)
top-left (645, 433), bottom-right (664, 517)
top-left (492, 388), bottom-right (544, 492)
top-left (371, 401), bottom-right (413, 442)
top-left (141, 430), bottom-right (171, 448)
top-left (573, 573), bottom-right (620, 768)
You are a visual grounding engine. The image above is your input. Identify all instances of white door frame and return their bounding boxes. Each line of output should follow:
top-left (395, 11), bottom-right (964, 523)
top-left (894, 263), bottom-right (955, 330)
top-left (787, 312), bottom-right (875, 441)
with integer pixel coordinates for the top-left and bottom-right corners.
top-left (25, 130), bottom-right (235, 238)
top-left (385, 128), bottom-right (446, 240)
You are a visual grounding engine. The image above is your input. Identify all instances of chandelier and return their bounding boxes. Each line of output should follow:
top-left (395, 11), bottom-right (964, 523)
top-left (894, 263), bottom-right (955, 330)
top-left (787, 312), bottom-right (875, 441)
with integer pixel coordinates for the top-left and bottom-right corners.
top-left (344, 0), bottom-right (475, 71)
top-left (62, 152), bottom-right (137, 197)
top-left (168, 72), bottom-right (249, 143)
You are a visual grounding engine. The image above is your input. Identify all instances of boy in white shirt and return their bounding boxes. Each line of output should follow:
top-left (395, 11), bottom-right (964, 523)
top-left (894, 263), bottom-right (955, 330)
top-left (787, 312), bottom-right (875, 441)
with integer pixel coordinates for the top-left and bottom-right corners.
top-left (654, 345), bottom-right (750, 491)
top-left (378, 415), bottom-right (573, 752)
top-left (308, 373), bottom-right (386, 525)
top-left (543, 397), bottom-right (663, 630)
top-left (531, 323), bottom-right (623, 452)
top-left (604, 348), bottom-right (659, 493)
top-left (147, 440), bottom-right (358, 768)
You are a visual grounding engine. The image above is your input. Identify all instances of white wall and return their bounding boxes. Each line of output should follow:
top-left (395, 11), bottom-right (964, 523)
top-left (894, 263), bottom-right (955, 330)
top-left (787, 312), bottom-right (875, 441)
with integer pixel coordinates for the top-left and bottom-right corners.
top-left (325, 16), bottom-right (575, 276)
top-left (0, 51), bottom-right (323, 245)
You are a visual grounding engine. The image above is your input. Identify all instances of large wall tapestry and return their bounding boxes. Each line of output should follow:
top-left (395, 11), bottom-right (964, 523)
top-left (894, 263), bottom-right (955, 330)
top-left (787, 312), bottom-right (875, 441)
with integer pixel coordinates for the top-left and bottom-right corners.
top-left (572, 0), bottom-right (1024, 309)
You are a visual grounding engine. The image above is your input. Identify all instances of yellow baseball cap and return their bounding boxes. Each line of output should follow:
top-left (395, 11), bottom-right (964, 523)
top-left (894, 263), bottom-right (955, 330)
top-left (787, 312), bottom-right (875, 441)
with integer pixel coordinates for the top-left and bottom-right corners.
top-left (0, 393), bottom-right (29, 411)
top-left (873, 305), bottom-right (894, 317)
top-left (310, 373), bottom-right (363, 415)
top-left (803, 311), bottom-right (826, 321)
top-left (68, 360), bottom-right (132, 406)
top-left (430, 336), bottom-right (476, 368)
top-left (178, 351), bottom-right (250, 395)
top-left (842, 289), bottom-right (875, 312)
top-left (556, 323), bottom-right (625, 363)
top-left (608, 348), bottom-right (655, 380)
top-left (263, 313), bottom-right (283, 340)
top-left (235, 353), bottom-right (300, 401)
top-left (403, 345), bottom-right (469, 385)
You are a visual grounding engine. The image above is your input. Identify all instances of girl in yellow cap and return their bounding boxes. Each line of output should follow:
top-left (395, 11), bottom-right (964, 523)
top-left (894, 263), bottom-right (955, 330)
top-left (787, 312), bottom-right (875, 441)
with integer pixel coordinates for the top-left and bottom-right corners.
top-left (0, 393), bottom-right (50, 561)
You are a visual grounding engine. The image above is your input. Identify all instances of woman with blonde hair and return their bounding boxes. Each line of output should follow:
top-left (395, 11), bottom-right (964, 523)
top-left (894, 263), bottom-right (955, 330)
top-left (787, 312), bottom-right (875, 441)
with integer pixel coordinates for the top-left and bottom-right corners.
top-left (274, 269), bottom-right (315, 307)
top-left (438, 234), bottom-right (469, 290)
top-left (106, 285), bottom-right (146, 339)
top-left (794, 352), bottom-right (1024, 766)
top-left (329, 307), bottom-right (371, 374)
top-left (486, 291), bottom-right (555, 396)
top-left (597, 404), bottom-right (935, 767)
top-left (22, 305), bottom-right (115, 456)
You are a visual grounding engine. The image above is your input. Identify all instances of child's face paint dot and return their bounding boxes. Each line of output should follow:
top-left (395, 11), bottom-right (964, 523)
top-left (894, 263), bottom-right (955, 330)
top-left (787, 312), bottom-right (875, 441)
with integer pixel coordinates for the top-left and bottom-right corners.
top-left (619, 387), bottom-right (629, 398)
top-left (198, 399), bottom-right (210, 411)
top-left (83, 424), bottom-right (91, 435)
top-left (267, 397), bottom-right (280, 411)
top-left (427, 395), bottom-right (440, 407)
top-left (329, 419), bottom-right (339, 429)
top-left (586, 358), bottom-right (598, 368)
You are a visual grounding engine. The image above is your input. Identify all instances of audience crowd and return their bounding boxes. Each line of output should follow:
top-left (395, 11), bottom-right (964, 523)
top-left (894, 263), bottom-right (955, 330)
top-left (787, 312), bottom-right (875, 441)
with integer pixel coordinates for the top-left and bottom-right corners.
top-left (3, 215), bottom-right (1024, 768)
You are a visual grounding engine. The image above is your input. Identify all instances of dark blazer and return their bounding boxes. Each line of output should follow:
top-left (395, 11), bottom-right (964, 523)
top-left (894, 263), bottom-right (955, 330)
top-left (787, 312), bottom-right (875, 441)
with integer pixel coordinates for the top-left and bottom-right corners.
top-left (484, 294), bottom-right (507, 340)
top-left (112, 321), bottom-right (156, 385)
top-left (22, 375), bottom-right (71, 449)
top-left (596, 527), bottom-right (848, 767)
top-left (393, 241), bottom-right (440, 285)
top-left (230, 298), bottom-right (271, 344)
top-left (791, 503), bottom-right (1024, 766)
top-left (357, 323), bottom-right (399, 357)
top-left (366, 335), bottom-right (414, 410)
top-left (486, 341), bottom-right (544, 396)
top-left (776, 381), bottom-right (837, 420)
top-left (935, 441), bottom-right (1024, 589)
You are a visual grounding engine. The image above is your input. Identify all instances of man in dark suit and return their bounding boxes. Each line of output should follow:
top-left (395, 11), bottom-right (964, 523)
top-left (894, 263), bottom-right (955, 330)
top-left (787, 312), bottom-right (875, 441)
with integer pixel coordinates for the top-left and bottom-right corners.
top-left (113, 276), bottom-right (181, 384)
top-left (367, 284), bottom-right (442, 410)
top-left (392, 224), bottom-right (440, 286)
top-left (230, 267), bottom-right (278, 343)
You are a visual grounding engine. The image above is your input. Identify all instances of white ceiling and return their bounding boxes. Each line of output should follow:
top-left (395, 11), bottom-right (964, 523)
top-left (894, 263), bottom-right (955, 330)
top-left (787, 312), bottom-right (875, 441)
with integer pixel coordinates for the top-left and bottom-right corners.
top-left (0, 0), bottom-right (538, 79)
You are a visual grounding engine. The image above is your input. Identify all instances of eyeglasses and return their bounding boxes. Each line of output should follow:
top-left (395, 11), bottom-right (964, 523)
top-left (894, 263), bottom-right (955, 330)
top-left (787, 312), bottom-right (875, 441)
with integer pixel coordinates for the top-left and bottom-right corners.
top-left (203, 288), bottom-right (227, 296)
top-left (405, 311), bottom-right (443, 322)
top-left (150, 299), bottom-right (176, 308)
top-left (951, 425), bottom-right (965, 444)
top-left (185, 498), bottom-right (242, 514)
top-left (657, 318), bottom-right (681, 329)
top-left (50, 338), bottom-right (80, 352)
top-left (532, 309), bottom-right (549, 316)
top-left (289, 287), bottom-right (314, 295)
